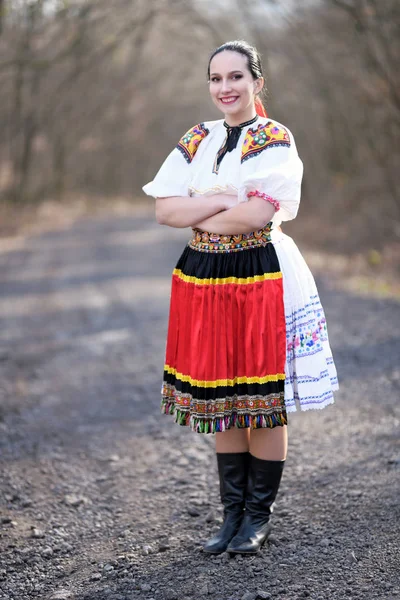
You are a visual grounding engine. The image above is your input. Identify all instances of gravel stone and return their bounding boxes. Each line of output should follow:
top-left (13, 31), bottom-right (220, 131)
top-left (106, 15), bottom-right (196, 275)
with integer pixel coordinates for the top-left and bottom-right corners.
top-left (158, 543), bottom-right (170, 552)
top-left (199, 584), bottom-right (209, 596)
top-left (267, 534), bottom-right (279, 545)
top-left (187, 507), bottom-right (201, 517)
top-left (204, 509), bottom-right (216, 522)
top-left (30, 527), bottom-right (45, 539)
top-left (241, 593), bottom-right (256, 600)
top-left (1, 516), bottom-right (12, 524)
top-left (0, 210), bottom-right (398, 600)
top-left (49, 591), bottom-right (75, 600)
top-left (63, 494), bottom-right (89, 507)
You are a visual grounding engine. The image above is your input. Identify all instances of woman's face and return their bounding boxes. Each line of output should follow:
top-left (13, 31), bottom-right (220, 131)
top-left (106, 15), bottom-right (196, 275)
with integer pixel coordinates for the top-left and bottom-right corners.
top-left (208, 50), bottom-right (263, 124)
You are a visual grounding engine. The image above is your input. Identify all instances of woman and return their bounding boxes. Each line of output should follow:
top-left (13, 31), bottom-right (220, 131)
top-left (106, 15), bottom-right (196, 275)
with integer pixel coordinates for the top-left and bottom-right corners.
top-left (142, 40), bottom-right (338, 555)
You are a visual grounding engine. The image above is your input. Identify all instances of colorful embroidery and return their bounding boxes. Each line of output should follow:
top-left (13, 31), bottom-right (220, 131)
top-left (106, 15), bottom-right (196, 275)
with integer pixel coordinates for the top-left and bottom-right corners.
top-left (287, 315), bottom-right (327, 357)
top-left (212, 115), bottom-right (259, 175)
top-left (189, 223), bottom-right (273, 253)
top-left (247, 190), bottom-right (280, 211)
top-left (241, 122), bottom-right (290, 163)
top-left (282, 294), bottom-right (338, 410)
top-left (176, 123), bottom-right (210, 164)
top-left (161, 384), bottom-right (287, 434)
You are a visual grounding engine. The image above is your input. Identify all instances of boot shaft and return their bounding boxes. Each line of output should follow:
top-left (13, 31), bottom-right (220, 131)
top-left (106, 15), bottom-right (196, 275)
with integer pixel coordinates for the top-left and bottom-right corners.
top-left (216, 451), bottom-right (250, 514)
top-left (245, 455), bottom-right (285, 518)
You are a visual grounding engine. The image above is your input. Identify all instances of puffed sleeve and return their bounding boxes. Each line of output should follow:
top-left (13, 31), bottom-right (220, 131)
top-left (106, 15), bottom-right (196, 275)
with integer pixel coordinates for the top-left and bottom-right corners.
top-left (238, 124), bottom-right (303, 222)
top-left (142, 123), bottom-right (210, 198)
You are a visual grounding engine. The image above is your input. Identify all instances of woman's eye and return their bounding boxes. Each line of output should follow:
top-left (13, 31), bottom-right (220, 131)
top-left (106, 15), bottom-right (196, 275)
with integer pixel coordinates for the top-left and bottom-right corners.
top-left (210, 75), bottom-right (242, 82)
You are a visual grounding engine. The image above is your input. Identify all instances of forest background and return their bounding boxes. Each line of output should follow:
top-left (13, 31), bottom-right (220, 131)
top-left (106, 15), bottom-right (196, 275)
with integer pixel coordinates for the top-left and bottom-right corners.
top-left (0, 0), bottom-right (399, 268)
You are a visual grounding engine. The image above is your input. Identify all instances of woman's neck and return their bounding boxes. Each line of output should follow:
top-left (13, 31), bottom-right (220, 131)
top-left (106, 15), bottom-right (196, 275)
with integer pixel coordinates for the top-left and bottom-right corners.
top-left (223, 108), bottom-right (258, 127)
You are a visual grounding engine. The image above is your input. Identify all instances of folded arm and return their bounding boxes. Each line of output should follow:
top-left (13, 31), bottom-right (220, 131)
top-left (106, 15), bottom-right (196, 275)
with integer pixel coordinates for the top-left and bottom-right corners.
top-left (155, 195), bottom-right (230, 228)
top-left (193, 197), bottom-right (276, 235)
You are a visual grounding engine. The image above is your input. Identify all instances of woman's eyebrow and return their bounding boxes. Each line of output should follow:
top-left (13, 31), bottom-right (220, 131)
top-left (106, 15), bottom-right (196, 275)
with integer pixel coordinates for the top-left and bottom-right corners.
top-left (210, 70), bottom-right (244, 76)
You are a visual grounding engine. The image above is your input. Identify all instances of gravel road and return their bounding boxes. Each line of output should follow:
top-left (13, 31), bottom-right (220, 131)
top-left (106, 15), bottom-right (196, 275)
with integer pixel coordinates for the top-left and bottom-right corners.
top-left (0, 208), bottom-right (399, 600)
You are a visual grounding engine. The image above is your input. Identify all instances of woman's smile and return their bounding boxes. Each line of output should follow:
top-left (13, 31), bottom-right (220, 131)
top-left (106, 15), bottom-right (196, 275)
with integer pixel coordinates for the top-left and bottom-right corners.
top-left (219, 96), bottom-right (239, 105)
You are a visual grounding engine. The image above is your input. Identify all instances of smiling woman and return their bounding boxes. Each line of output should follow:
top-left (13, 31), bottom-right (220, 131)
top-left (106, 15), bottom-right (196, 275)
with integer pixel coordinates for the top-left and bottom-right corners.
top-left (208, 53), bottom-right (264, 125)
top-left (142, 39), bottom-right (339, 557)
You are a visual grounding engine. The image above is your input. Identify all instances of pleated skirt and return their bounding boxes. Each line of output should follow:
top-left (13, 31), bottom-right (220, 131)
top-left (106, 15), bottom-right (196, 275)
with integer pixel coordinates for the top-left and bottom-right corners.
top-left (161, 224), bottom-right (338, 434)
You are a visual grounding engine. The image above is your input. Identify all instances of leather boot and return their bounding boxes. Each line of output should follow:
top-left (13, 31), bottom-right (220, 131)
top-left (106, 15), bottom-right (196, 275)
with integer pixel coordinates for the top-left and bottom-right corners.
top-left (202, 451), bottom-right (250, 554)
top-left (226, 455), bottom-right (285, 554)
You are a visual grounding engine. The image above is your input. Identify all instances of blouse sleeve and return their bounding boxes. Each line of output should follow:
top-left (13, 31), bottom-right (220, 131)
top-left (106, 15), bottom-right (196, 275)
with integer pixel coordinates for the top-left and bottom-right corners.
top-left (142, 123), bottom-right (210, 198)
top-left (238, 127), bottom-right (304, 222)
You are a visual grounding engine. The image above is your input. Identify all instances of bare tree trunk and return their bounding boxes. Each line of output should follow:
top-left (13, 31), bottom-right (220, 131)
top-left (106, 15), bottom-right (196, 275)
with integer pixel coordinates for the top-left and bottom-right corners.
top-left (9, 49), bottom-right (27, 201)
top-left (16, 67), bottom-right (42, 202)
top-left (10, 1), bottom-right (44, 202)
top-left (53, 132), bottom-right (66, 200)
top-left (331, 0), bottom-right (400, 114)
top-left (329, 0), bottom-right (400, 211)
top-left (0, 0), bottom-right (4, 35)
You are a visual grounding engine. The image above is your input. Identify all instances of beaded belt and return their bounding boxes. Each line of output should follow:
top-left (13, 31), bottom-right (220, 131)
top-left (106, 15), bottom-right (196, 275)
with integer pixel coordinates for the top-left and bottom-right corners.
top-left (188, 223), bottom-right (272, 253)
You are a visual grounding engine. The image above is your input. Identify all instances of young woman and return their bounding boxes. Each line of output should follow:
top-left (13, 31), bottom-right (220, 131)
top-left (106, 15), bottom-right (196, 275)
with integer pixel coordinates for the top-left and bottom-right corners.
top-left (143, 40), bottom-right (338, 555)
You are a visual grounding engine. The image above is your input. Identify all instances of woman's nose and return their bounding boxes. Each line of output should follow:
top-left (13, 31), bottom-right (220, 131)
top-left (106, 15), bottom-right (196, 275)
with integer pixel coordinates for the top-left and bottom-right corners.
top-left (220, 78), bottom-right (232, 93)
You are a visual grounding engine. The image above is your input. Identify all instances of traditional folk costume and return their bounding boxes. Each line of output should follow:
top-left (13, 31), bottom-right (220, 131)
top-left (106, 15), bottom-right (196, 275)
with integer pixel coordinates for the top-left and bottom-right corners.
top-left (143, 115), bottom-right (338, 433)
top-left (143, 114), bottom-right (339, 554)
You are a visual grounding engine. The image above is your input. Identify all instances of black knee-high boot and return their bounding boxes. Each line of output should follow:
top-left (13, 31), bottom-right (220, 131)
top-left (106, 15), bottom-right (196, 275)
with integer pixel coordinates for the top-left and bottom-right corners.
top-left (202, 451), bottom-right (250, 554)
top-left (226, 455), bottom-right (285, 554)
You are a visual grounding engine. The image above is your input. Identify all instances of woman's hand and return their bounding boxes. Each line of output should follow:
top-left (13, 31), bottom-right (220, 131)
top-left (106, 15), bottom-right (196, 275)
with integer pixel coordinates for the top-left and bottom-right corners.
top-left (192, 194), bottom-right (238, 229)
top-left (216, 194), bottom-right (239, 211)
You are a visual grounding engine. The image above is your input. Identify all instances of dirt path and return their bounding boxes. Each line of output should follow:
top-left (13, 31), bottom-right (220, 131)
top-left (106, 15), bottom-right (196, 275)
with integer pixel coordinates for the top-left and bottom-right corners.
top-left (0, 209), bottom-right (399, 600)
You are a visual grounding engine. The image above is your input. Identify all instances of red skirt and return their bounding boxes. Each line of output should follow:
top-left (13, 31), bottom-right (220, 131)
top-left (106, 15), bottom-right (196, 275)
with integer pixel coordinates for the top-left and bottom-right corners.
top-left (162, 224), bottom-right (287, 434)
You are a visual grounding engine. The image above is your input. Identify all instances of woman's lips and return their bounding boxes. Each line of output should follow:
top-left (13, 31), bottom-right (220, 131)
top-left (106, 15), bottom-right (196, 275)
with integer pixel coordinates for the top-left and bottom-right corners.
top-left (220, 96), bottom-right (239, 104)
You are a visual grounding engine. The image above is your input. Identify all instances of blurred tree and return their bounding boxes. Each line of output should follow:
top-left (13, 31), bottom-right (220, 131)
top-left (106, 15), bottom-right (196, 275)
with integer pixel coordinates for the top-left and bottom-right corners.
top-left (0, 0), bottom-right (398, 250)
top-left (0, 0), bottom-right (4, 35)
top-left (328, 0), bottom-right (400, 207)
top-left (256, 0), bottom-right (399, 247)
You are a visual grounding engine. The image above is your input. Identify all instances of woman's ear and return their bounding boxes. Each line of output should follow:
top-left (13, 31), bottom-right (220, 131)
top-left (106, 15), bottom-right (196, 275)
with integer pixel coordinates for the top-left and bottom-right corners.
top-left (254, 77), bottom-right (264, 95)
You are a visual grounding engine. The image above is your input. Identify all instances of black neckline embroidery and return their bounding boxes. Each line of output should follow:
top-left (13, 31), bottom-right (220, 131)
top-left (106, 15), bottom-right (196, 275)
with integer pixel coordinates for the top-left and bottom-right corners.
top-left (223, 114), bottom-right (259, 131)
top-left (213, 115), bottom-right (259, 174)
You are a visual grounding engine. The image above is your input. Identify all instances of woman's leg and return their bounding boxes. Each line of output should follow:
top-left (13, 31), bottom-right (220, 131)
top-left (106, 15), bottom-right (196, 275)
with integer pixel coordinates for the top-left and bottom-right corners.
top-left (249, 424), bottom-right (288, 460)
top-left (216, 427), bottom-right (250, 453)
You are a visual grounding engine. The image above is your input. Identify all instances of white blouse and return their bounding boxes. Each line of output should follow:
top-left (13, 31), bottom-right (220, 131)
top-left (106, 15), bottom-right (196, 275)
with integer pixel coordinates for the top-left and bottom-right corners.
top-left (142, 116), bottom-right (303, 228)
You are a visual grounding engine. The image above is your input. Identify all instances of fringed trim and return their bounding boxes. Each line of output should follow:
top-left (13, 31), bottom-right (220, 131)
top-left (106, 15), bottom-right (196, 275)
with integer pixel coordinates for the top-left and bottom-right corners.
top-left (161, 398), bottom-right (176, 416)
top-left (161, 398), bottom-right (287, 434)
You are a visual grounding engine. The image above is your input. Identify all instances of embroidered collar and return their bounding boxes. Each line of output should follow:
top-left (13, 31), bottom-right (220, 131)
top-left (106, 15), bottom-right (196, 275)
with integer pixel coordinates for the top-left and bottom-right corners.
top-left (214, 115), bottom-right (259, 173)
top-left (223, 114), bottom-right (258, 131)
